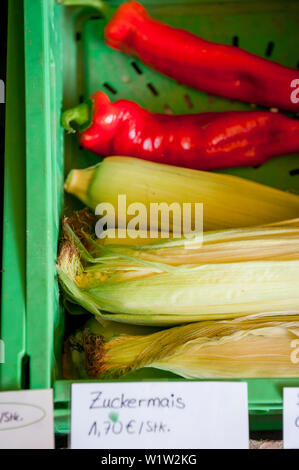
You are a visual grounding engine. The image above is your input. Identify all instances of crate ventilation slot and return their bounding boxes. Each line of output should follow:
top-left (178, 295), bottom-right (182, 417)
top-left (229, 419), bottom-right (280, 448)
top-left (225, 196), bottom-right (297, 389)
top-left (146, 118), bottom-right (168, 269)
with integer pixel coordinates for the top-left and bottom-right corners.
top-left (232, 36), bottom-right (239, 47)
top-left (131, 61), bottom-right (143, 75)
top-left (147, 83), bottom-right (159, 96)
top-left (265, 41), bottom-right (275, 57)
top-left (184, 93), bottom-right (193, 109)
top-left (103, 83), bottom-right (117, 94)
top-left (164, 104), bottom-right (174, 115)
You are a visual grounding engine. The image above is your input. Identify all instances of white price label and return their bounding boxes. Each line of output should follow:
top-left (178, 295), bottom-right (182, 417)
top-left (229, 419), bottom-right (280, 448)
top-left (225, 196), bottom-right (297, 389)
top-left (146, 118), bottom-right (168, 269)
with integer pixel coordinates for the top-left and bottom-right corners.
top-left (283, 387), bottom-right (299, 449)
top-left (0, 389), bottom-right (54, 449)
top-left (71, 381), bottom-right (249, 449)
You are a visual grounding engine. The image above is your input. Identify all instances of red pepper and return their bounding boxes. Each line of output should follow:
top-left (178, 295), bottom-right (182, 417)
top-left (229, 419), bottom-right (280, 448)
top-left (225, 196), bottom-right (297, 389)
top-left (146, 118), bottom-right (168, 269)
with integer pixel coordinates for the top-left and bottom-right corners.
top-left (104, 1), bottom-right (299, 112)
top-left (62, 91), bottom-right (299, 170)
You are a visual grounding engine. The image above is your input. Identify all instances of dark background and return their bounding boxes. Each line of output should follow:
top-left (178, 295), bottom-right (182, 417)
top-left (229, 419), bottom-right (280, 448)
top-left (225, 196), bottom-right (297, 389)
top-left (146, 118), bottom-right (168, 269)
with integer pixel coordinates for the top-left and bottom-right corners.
top-left (0, 0), bottom-right (8, 289)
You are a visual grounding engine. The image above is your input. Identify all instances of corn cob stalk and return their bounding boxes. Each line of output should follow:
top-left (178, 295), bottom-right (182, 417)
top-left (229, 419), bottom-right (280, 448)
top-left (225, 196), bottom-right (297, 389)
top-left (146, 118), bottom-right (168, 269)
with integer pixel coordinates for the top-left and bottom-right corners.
top-left (64, 316), bottom-right (299, 379)
top-left (64, 156), bottom-right (299, 231)
top-left (57, 212), bottom-right (299, 326)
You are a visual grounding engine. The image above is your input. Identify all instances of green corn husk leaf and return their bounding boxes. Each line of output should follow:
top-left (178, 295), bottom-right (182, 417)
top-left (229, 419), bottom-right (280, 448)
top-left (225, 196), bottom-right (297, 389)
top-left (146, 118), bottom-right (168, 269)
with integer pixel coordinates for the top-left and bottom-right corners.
top-left (57, 211), bottom-right (299, 326)
top-left (63, 316), bottom-right (299, 379)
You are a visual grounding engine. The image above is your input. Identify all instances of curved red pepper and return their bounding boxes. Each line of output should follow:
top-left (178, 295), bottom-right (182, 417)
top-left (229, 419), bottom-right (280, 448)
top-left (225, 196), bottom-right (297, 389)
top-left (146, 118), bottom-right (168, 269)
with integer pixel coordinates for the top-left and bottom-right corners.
top-left (62, 91), bottom-right (299, 170)
top-left (104, 1), bottom-right (299, 112)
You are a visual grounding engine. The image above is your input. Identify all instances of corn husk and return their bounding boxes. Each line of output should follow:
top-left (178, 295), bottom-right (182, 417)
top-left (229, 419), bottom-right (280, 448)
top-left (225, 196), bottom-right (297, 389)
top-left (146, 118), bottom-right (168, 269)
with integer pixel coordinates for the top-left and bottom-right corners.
top-left (57, 212), bottom-right (299, 326)
top-left (64, 156), bottom-right (299, 231)
top-left (98, 218), bottom-right (299, 264)
top-left (64, 316), bottom-right (299, 379)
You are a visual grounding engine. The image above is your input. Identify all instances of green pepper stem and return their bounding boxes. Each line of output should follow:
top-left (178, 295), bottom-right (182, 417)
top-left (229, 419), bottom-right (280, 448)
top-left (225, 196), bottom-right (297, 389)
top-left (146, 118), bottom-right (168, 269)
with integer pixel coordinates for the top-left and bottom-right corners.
top-left (57, 0), bottom-right (109, 15)
top-left (61, 102), bottom-right (92, 133)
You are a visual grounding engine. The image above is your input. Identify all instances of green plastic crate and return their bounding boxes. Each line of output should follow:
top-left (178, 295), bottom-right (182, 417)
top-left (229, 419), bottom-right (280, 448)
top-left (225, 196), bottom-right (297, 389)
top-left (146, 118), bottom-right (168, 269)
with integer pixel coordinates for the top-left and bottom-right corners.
top-left (1, 0), bottom-right (299, 434)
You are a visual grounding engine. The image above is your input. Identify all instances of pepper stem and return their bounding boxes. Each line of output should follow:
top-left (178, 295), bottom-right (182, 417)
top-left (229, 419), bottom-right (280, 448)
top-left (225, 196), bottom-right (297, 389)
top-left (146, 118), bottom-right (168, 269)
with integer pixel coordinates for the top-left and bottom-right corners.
top-left (61, 102), bottom-right (92, 133)
top-left (57, 0), bottom-right (109, 15)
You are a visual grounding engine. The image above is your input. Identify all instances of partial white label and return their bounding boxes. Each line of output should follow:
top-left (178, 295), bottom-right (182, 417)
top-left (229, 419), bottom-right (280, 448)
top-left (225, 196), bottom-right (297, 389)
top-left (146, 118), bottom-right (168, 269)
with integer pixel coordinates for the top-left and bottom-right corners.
top-left (283, 387), bottom-right (299, 449)
top-left (0, 339), bottom-right (4, 363)
top-left (0, 389), bottom-right (54, 449)
top-left (0, 79), bottom-right (4, 104)
top-left (71, 381), bottom-right (249, 449)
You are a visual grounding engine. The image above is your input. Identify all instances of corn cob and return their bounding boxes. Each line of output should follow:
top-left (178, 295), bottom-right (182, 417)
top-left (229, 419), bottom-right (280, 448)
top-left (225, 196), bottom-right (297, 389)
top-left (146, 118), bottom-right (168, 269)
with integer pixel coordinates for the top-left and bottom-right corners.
top-left (64, 157), bottom-right (299, 231)
top-left (63, 316), bottom-right (299, 379)
top-left (57, 213), bottom-right (299, 326)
